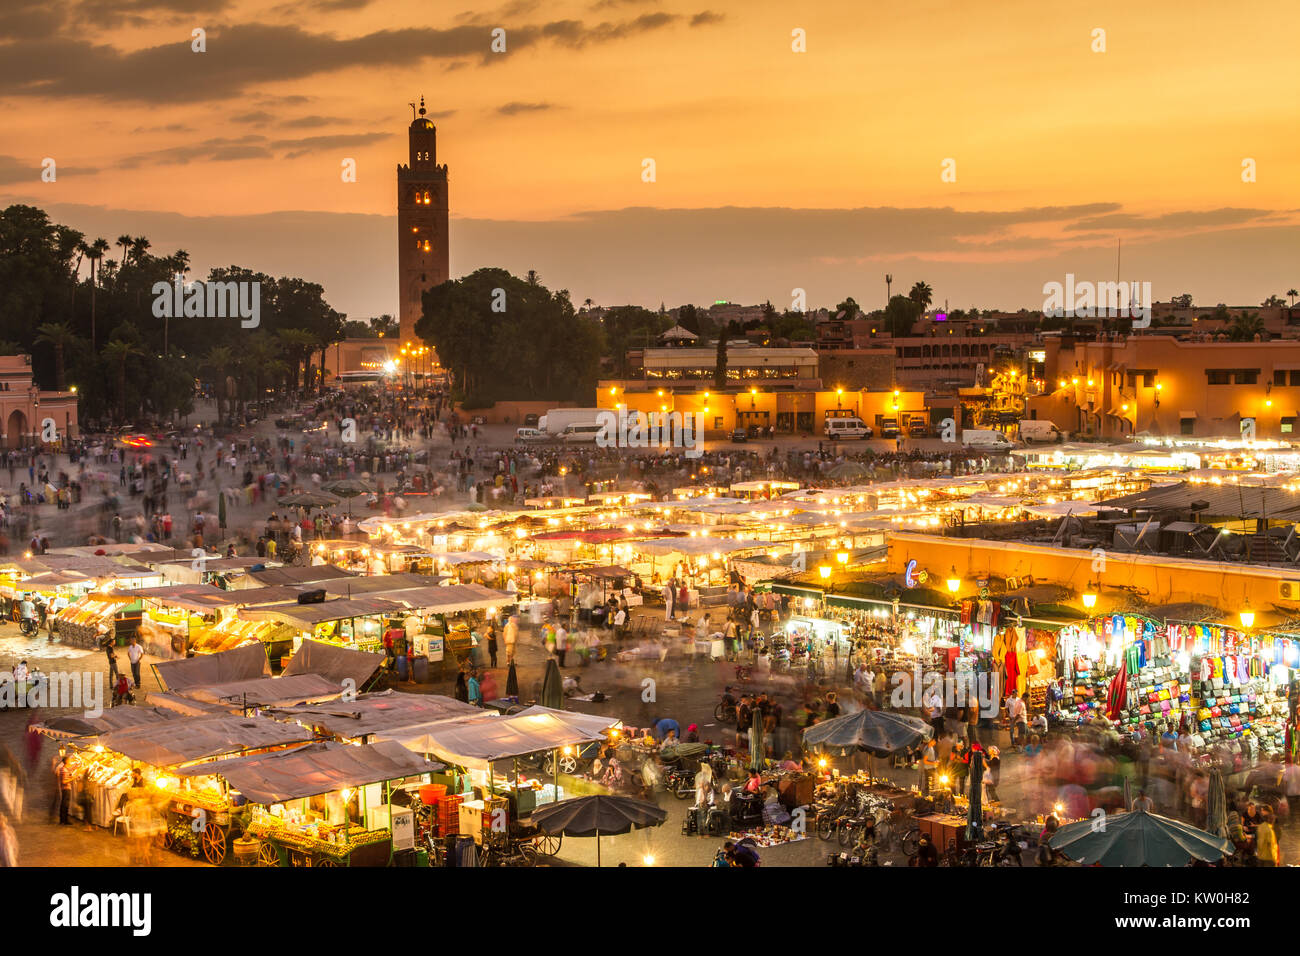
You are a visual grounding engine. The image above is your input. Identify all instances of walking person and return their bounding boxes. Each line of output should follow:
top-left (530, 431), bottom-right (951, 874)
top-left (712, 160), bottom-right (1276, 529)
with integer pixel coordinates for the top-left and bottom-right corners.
top-left (56, 754), bottom-right (74, 826)
top-left (555, 622), bottom-right (568, 667)
top-left (126, 636), bottom-right (144, 691)
top-left (486, 623), bottom-right (499, 669)
top-left (504, 614), bottom-right (518, 664)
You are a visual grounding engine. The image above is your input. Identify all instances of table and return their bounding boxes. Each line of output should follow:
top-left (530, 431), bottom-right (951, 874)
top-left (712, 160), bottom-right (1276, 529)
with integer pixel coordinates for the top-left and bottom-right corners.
top-left (915, 812), bottom-right (972, 851)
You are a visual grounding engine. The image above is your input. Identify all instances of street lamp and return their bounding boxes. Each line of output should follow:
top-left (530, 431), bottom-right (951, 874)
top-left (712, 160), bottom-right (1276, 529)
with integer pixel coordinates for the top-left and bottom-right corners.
top-left (1081, 591), bottom-right (1097, 609)
top-left (1240, 604), bottom-right (1255, 630)
top-left (818, 564), bottom-right (831, 579)
top-left (946, 567), bottom-right (961, 594)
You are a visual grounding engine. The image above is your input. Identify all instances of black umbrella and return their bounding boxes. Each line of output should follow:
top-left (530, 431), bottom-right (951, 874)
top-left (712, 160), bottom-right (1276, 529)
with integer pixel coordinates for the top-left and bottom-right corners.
top-left (530, 794), bottom-right (667, 867)
top-left (801, 709), bottom-right (933, 757)
top-left (540, 658), bottom-right (563, 710)
top-left (1049, 808), bottom-right (1234, 866)
top-left (505, 660), bottom-right (519, 697)
top-left (966, 748), bottom-right (984, 842)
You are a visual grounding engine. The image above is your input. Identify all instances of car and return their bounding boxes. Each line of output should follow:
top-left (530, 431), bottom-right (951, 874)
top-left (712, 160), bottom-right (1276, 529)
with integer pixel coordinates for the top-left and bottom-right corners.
top-left (879, 418), bottom-right (902, 439)
top-left (907, 421), bottom-right (931, 438)
top-left (731, 427), bottom-right (747, 443)
top-left (523, 413), bottom-right (540, 428)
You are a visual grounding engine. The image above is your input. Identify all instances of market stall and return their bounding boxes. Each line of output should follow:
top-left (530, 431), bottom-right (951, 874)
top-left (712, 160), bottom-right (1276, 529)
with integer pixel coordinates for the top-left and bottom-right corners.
top-left (174, 740), bottom-right (441, 866)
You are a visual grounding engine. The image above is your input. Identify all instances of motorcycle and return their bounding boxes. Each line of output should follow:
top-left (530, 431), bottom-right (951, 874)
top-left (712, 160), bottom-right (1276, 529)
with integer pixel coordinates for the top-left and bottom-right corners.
top-left (18, 617), bottom-right (38, 636)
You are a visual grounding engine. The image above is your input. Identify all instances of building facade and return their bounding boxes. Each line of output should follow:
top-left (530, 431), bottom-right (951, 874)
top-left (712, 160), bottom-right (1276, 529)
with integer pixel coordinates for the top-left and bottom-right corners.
top-left (1027, 334), bottom-right (1300, 440)
top-left (396, 96), bottom-right (449, 348)
top-left (0, 355), bottom-right (78, 449)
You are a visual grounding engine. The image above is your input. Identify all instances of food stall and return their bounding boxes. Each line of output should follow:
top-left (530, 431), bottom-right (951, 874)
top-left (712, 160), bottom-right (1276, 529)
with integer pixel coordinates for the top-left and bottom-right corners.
top-left (174, 740), bottom-right (441, 866)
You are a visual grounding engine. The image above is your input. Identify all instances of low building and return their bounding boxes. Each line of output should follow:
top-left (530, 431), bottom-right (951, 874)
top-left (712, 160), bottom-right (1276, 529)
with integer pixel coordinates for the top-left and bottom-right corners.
top-left (0, 355), bottom-right (78, 449)
top-left (1027, 334), bottom-right (1300, 440)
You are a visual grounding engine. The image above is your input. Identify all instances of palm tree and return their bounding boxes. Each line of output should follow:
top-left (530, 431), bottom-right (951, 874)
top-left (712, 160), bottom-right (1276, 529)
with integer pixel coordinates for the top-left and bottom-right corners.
top-left (582, 298), bottom-right (594, 312)
top-left (1228, 311), bottom-right (1266, 342)
top-left (131, 236), bottom-right (151, 263)
top-left (526, 270), bottom-right (540, 286)
top-left (87, 238), bottom-right (110, 350)
top-left (909, 281), bottom-right (934, 311)
top-left (116, 234), bottom-right (133, 268)
top-left (202, 346), bottom-right (234, 424)
top-left (101, 339), bottom-right (143, 422)
top-left (1288, 289), bottom-right (1298, 308)
top-left (35, 322), bottom-right (77, 391)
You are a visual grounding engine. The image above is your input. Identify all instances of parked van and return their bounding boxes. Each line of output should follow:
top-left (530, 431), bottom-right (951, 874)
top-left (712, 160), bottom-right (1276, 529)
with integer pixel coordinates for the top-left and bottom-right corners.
top-left (879, 418), bottom-right (902, 439)
top-left (1018, 419), bottom-right (1063, 443)
top-left (824, 416), bottom-right (873, 440)
top-left (962, 429), bottom-right (1014, 450)
top-left (515, 427), bottom-right (548, 443)
top-left (561, 423), bottom-right (603, 443)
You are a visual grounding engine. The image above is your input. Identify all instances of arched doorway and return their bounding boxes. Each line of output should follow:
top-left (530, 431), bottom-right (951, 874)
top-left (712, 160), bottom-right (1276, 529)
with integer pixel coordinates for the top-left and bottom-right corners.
top-left (6, 410), bottom-right (25, 450)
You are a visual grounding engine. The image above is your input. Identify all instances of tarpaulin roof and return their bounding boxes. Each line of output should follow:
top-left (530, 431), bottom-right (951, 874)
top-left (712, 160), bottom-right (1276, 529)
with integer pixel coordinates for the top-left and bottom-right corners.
top-left (1100, 481), bottom-right (1300, 520)
top-left (280, 639), bottom-right (384, 689)
top-left (122, 584), bottom-right (238, 612)
top-left (381, 583), bottom-right (513, 614)
top-left (374, 708), bottom-right (612, 770)
top-left (98, 714), bottom-right (315, 767)
top-left (266, 690), bottom-right (481, 739)
top-left (35, 706), bottom-right (183, 739)
top-left (168, 673), bottom-right (347, 708)
top-left (434, 551), bottom-right (504, 565)
top-left (236, 596), bottom-right (406, 627)
top-left (154, 641), bottom-right (270, 692)
top-left (638, 537), bottom-right (766, 557)
top-left (566, 565), bottom-right (632, 579)
top-left (246, 565), bottom-right (357, 586)
top-left (176, 740), bottom-right (440, 803)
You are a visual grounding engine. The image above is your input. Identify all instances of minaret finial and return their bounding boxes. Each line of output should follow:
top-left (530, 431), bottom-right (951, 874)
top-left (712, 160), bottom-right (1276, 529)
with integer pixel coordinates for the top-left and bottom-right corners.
top-left (418, 95), bottom-right (426, 118)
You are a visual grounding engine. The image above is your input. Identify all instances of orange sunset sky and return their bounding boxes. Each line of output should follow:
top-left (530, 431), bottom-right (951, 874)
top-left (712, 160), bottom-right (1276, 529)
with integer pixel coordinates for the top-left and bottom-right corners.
top-left (2, 0), bottom-right (1297, 318)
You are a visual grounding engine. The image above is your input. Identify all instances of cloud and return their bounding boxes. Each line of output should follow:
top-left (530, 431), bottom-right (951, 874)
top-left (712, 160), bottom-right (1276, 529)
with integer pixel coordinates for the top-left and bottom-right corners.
top-left (1064, 208), bottom-right (1275, 233)
top-left (690, 10), bottom-right (724, 26)
top-left (230, 110), bottom-right (276, 126)
top-left (280, 114), bottom-right (352, 128)
top-left (268, 131), bottom-right (392, 159)
top-left (0, 15), bottom-right (696, 103)
top-left (497, 101), bottom-right (555, 116)
top-left (0, 155), bottom-right (99, 184)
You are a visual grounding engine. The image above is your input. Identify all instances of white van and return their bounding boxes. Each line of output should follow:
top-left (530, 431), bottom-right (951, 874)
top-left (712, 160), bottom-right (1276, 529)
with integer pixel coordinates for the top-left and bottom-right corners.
top-left (561, 423), bottom-right (602, 443)
top-left (1019, 419), bottom-right (1063, 443)
top-left (824, 416), bottom-right (873, 440)
top-left (515, 427), bottom-right (548, 443)
top-left (962, 429), bottom-right (1015, 450)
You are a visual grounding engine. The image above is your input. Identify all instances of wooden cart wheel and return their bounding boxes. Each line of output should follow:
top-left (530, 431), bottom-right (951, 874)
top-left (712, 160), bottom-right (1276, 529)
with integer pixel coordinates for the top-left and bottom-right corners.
top-left (315, 857), bottom-right (339, 867)
top-left (162, 829), bottom-right (176, 851)
top-left (532, 833), bottom-right (562, 856)
top-left (557, 754), bottom-right (578, 774)
top-left (201, 823), bottom-right (227, 865)
top-left (256, 842), bottom-right (281, 867)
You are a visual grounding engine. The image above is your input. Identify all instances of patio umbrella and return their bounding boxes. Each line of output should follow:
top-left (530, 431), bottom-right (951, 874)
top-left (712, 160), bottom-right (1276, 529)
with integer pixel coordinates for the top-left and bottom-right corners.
top-left (826, 461), bottom-right (868, 481)
top-left (749, 707), bottom-right (764, 771)
top-left (801, 709), bottom-right (933, 757)
top-left (1206, 768), bottom-right (1228, 839)
top-left (1049, 808), bottom-right (1234, 867)
top-left (324, 479), bottom-right (373, 515)
top-left (279, 490), bottom-right (341, 508)
top-left (530, 794), bottom-right (667, 867)
top-left (505, 660), bottom-right (519, 697)
top-left (540, 658), bottom-right (563, 710)
top-left (966, 748), bottom-right (984, 842)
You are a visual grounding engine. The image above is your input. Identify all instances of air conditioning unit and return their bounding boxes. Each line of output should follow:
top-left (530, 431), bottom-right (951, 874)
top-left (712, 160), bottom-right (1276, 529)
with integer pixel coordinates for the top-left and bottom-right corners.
top-left (1279, 580), bottom-right (1300, 601)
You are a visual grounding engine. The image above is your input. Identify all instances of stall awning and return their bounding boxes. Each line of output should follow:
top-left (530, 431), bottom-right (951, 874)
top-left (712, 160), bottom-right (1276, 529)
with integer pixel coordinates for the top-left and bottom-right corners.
top-left (165, 673), bottom-right (348, 708)
top-left (380, 583), bottom-right (513, 615)
top-left (121, 583), bottom-right (238, 612)
top-left (175, 740), bottom-right (441, 803)
top-left (246, 565), bottom-right (358, 586)
top-left (34, 706), bottom-right (184, 740)
top-left (1178, 410), bottom-right (1198, 419)
top-left (280, 639), bottom-right (385, 689)
top-left (769, 583), bottom-right (824, 598)
top-left (266, 690), bottom-right (481, 739)
top-left (434, 551), bottom-right (504, 566)
top-left (375, 709), bottom-right (613, 771)
top-left (236, 596), bottom-right (406, 627)
top-left (97, 714), bottom-right (315, 767)
top-left (154, 641), bottom-right (270, 693)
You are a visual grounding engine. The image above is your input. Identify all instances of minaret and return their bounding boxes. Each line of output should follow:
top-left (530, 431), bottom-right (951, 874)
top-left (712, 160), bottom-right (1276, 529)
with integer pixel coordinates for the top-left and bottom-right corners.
top-left (396, 95), bottom-right (449, 354)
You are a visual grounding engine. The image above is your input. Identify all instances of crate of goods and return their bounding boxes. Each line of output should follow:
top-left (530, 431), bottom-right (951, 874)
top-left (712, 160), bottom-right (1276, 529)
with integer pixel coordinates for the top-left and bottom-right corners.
top-left (437, 793), bottom-right (463, 835)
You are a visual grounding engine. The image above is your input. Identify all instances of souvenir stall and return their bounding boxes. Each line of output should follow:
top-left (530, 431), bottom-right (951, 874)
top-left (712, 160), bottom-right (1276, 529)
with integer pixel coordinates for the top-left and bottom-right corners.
top-left (236, 597), bottom-right (408, 657)
top-left (776, 615), bottom-right (851, 677)
top-left (174, 740), bottom-right (440, 867)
